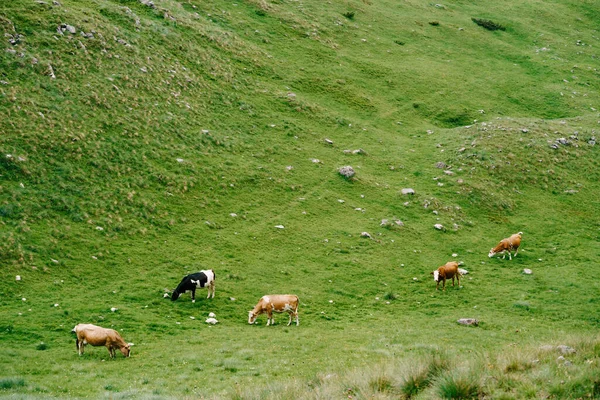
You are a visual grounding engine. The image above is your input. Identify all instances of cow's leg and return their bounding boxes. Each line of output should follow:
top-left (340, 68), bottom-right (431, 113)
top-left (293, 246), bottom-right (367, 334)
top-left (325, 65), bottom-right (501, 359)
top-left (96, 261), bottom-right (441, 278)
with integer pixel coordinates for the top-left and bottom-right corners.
top-left (287, 313), bottom-right (292, 326)
top-left (442, 277), bottom-right (446, 291)
top-left (211, 282), bottom-right (215, 298)
top-left (266, 310), bottom-right (272, 326)
top-left (456, 274), bottom-right (460, 287)
top-left (508, 251), bottom-right (512, 260)
top-left (191, 288), bottom-right (196, 303)
top-left (295, 311), bottom-right (299, 326)
top-left (452, 276), bottom-right (455, 287)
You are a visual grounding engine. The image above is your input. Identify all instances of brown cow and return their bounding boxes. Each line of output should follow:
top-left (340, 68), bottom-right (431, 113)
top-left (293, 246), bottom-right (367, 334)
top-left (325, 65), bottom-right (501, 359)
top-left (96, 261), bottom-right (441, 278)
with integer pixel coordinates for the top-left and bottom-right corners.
top-left (72, 323), bottom-right (132, 358)
top-left (431, 261), bottom-right (460, 291)
top-left (488, 232), bottom-right (523, 260)
top-left (248, 295), bottom-right (299, 326)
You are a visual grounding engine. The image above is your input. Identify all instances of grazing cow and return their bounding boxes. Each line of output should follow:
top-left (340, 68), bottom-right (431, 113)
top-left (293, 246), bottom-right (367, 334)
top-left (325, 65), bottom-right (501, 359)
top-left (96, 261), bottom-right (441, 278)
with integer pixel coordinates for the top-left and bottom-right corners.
top-left (431, 261), bottom-right (460, 291)
top-left (171, 270), bottom-right (215, 302)
top-left (72, 323), bottom-right (131, 358)
top-left (248, 295), bottom-right (299, 326)
top-left (488, 232), bottom-right (523, 260)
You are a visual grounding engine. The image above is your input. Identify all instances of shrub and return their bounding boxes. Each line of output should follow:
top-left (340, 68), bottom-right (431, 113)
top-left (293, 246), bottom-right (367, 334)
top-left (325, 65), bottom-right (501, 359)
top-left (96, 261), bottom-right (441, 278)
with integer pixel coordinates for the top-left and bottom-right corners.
top-left (471, 18), bottom-right (506, 31)
top-left (343, 11), bottom-right (355, 20)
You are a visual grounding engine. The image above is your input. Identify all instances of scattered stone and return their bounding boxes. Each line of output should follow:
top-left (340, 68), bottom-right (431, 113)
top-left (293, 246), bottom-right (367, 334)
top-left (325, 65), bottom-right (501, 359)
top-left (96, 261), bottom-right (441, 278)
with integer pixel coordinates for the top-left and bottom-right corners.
top-left (205, 317), bottom-right (218, 324)
top-left (360, 232), bottom-right (372, 239)
top-left (176, 158), bottom-right (184, 163)
top-left (163, 293), bottom-right (169, 298)
top-left (110, 307), bottom-right (118, 312)
top-left (274, 225), bottom-right (285, 229)
top-left (310, 158), bottom-right (321, 163)
top-left (588, 136), bottom-right (596, 146)
top-left (208, 312), bottom-right (216, 318)
top-left (434, 224), bottom-right (444, 230)
top-left (564, 189), bottom-right (578, 194)
top-left (444, 170), bottom-right (454, 175)
top-left (338, 165), bottom-right (355, 179)
top-left (457, 318), bottom-right (479, 326)
top-left (324, 138), bottom-right (333, 145)
top-left (458, 268), bottom-right (468, 275)
top-left (352, 148), bottom-right (367, 155)
top-left (16, 275), bottom-right (21, 281)
top-left (401, 188), bottom-right (415, 195)
top-left (523, 269), bottom-right (533, 275)
top-left (435, 161), bottom-right (447, 169)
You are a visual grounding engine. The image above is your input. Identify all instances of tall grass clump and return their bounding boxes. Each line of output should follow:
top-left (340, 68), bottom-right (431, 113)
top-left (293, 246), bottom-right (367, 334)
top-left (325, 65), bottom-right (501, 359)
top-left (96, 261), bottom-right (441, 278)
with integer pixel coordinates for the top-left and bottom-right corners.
top-left (471, 18), bottom-right (506, 31)
top-left (0, 378), bottom-right (26, 390)
top-left (400, 353), bottom-right (451, 398)
top-left (435, 370), bottom-right (483, 399)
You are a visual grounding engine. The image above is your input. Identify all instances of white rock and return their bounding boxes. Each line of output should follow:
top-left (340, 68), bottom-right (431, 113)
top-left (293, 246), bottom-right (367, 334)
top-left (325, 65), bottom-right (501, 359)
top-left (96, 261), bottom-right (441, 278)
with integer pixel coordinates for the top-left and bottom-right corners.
top-left (452, 253), bottom-right (458, 257)
top-left (523, 269), bottom-right (533, 275)
top-left (360, 232), bottom-right (372, 239)
top-left (208, 312), bottom-right (216, 318)
top-left (434, 224), bottom-right (444, 230)
top-left (110, 307), bottom-right (118, 312)
top-left (163, 293), bottom-right (169, 298)
top-left (458, 268), bottom-right (468, 275)
top-left (16, 275), bottom-right (21, 281)
top-left (205, 318), bottom-right (218, 325)
top-left (401, 188), bottom-right (415, 195)
top-left (54, 303), bottom-right (59, 307)
top-left (274, 225), bottom-right (285, 229)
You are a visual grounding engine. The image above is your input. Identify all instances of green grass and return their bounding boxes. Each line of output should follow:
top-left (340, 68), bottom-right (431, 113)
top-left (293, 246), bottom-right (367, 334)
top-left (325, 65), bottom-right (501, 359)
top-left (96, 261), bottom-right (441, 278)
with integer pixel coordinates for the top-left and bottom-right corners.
top-left (1, 0), bottom-right (599, 398)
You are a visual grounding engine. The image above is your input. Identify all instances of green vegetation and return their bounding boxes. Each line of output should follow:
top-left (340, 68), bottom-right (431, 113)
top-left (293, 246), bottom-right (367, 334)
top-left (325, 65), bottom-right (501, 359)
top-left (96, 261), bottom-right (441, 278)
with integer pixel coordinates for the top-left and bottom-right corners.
top-left (1, 0), bottom-right (599, 398)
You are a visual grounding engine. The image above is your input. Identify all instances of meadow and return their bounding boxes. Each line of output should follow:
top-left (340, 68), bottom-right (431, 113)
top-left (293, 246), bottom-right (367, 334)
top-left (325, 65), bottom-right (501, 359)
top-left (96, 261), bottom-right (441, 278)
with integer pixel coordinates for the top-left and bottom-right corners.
top-left (1, 0), bottom-right (599, 398)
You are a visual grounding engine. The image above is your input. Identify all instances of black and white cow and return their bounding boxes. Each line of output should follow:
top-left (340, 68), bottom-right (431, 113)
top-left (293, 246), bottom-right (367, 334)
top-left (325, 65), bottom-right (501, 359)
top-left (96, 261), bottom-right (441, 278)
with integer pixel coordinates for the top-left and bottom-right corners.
top-left (171, 270), bottom-right (215, 302)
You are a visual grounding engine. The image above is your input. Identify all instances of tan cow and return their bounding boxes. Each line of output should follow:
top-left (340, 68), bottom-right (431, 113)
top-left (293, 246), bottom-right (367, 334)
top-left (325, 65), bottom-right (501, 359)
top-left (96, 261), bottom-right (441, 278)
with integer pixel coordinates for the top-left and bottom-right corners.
top-left (488, 232), bottom-right (523, 260)
top-left (72, 323), bottom-right (132, 358)
top-left (431, 261), bottom-right (461, 291)
top-left (248, 295), bottom-right (299, 326)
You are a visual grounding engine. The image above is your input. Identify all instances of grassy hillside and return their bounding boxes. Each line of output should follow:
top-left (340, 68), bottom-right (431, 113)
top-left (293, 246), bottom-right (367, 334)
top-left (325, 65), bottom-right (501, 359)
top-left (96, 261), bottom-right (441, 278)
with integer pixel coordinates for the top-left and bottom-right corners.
top-left (1, 0), bottom-right (599, 398)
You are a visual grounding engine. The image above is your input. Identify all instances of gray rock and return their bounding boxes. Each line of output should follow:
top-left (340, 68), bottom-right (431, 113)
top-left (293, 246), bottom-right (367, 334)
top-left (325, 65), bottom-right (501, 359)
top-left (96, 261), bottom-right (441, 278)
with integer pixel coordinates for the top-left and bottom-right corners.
top-left (557, 345), bottom-right (576, 354)
top-left (457, 318), bottom-right (479, 326)
top-left (401, 188), bottom-right (415, 195)
top-left (338, 166), bottom-right (355, 179)
top-left (435, 161), bottom-right (447, 169)
top-left (434, 224), bottom-right (444, 230)
top-left (523, 269), bottom-right (532, 275)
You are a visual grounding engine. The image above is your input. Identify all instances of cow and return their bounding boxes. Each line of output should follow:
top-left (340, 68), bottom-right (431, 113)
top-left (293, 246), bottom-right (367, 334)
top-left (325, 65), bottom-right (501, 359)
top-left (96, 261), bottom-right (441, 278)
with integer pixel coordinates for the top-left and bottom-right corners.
top-left (72, 323), bottom-right (132, 358)
top-left (248, 295), bottom-right (299, 326)
top-left (171, 270), bottom-right (215, 302)
top-left (488, 232), bottom-right (523, 260)
top-left (431, 261), bottom-right (461, 291)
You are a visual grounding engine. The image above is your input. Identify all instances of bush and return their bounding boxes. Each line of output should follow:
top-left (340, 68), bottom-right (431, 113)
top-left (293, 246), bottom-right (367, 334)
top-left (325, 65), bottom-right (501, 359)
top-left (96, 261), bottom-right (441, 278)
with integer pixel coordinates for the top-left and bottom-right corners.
top-left (343, 11), bottom-right (355, 20)
top-left (471, 18), bottom-right (506, 31)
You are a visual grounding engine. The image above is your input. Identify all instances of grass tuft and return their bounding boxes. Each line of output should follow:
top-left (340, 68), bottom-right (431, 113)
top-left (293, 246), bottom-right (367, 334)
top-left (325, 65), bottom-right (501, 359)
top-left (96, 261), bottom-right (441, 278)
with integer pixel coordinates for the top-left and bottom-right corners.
top-left (0, 378), bottom-right (26, 390)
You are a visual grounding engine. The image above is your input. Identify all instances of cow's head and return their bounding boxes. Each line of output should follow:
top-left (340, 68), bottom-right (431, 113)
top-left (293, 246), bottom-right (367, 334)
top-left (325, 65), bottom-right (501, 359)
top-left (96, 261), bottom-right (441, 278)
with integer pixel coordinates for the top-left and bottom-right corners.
top-left (431, 270), bottom-right (440, 282)
top-left (488, 248), bottom-right (496, 258)
top-left (120, 343), bottom-right (132, 358)
top-left (248, 311), bottom-right (257, 324)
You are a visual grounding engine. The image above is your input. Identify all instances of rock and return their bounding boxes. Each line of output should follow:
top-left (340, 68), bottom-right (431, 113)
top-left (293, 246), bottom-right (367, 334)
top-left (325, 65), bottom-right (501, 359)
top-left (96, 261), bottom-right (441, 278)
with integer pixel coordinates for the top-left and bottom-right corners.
top-left (435, 161), bottom-right (447, 169)
top-left (338, 166), bottom-right (355, 179)
top-left (110, 307), bottom-right (118, 312)
top-left (352, 148), bottom-right (367, 155)
top-left (557, 345), bottom-right (576, 354)
top-left (444, 170), bottom-right (454, 175)
top-left (556, 138), bottom-right (569, 145)
top-left (458, 268), bottom-right (468, 275)
top-left (360, 232), bottom-right (372, 239)
top-left (205, 317), bottom-right (218, 324)
top-left (523, 269), bottom-right (532, 275)
top-left (16, 275), bottom-right (21, 281)
top-left (208, 312), bottom-right (216, 318)
top-left (434, 224), bottom-right (444, 230)
top-left (324, 138), bottom-right (333, 145)
top-left (588, 136), bottom-right (596, 146)
top-left (457, 318), bottom-right (479, 326)
top-left (139, 0), bottom-right (155, 7)
top-left (274, 225), bottom-right (285, 229)
top-left (401, 188), bottom-right (415, 195)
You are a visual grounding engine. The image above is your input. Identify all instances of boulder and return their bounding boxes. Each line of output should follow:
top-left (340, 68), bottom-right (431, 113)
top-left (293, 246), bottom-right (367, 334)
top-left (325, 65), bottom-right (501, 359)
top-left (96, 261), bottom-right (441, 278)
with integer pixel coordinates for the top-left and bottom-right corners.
top-left (457, 318), bottom-right (479, 326)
